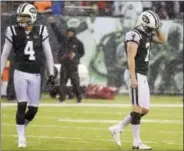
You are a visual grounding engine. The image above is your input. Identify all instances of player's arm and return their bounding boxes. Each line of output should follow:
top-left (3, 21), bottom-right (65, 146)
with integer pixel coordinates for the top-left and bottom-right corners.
top-left (152, 28), bottom-right (165, 44)
top-left (48, 16), bottom-right (65, 43)
top-left (42, 26), bottom-right (54, 76)
top-left (127, 42), bottom-right (139, 79)
top-left (125, 31), bottom-right (141, 88)
top-left (1, 27), bottom-right (13, 77)
top-left (125, 31), bottom-right (140, 79)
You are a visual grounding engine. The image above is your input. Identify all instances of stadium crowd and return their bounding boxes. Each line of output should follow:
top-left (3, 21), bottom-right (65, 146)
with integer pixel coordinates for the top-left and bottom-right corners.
top-left (1, 1), bottom-right (184, 19)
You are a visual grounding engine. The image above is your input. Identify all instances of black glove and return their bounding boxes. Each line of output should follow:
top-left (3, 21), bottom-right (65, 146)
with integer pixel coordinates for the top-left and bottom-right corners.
top-left (46, 76), bottom-right (55, 91)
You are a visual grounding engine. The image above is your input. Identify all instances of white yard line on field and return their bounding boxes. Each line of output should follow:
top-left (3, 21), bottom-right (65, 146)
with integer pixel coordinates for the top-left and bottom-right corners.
top-left (2, 134), bottom-right (182, 146)
top-left (2, 114), bottom-right (183, 124)
top-left (2, 134), bottom-right (92, 144)
top-left (2, 113), bottom-right (183, 121)
top-left (158, 130), bottom-right (183, 134)
top-left (2, 123), bottom-right (183, 134)
top-left (1, 103), bottom-right (183, 108)
top-left (2, 108), bottom-right (183, 118)
top-left (57, 118), bottom-right (183, 124)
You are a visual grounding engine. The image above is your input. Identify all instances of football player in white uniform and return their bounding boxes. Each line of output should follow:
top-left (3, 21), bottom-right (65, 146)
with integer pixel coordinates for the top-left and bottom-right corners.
top-left (1, 3), bottom-right (55, 148)
top-left (109, 10), bottom-right (165, 150)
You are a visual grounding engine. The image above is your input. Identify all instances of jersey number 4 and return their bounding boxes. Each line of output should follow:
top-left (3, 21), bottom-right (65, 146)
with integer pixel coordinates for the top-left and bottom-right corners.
top-left (24, 41), bottom-right (36, 61)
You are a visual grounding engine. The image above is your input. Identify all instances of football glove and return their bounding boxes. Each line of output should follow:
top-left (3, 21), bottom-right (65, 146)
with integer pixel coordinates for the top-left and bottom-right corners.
top-left (46, 75), bottom-right (55, 91)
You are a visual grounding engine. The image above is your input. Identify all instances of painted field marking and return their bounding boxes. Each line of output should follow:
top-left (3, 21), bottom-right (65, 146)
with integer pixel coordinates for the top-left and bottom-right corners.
top-left (2, 110), bottom-right (183, 118)
top-left (2, 134), bottom-right (91, 144)
top-left (57, 118), bottom-right (182, 124)
top-left (1, 103), bottom-right (183, 108)
top-left (2, 113), bottom-right (183, 124)
top-left (2, 123), bottom-right (183, 134)
top-left (2, 134), bottom-right (182, 146)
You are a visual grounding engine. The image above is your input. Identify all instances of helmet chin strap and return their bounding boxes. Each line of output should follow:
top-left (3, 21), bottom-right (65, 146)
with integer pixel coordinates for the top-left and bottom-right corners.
top-left (19, 23), bottom-right (33, 31)
top-left (19, 21), bottom-right (33, 28)
top-left (19, 23), bottom-right (29, 27)
top-left (17, 16), bottom-right (33, 28)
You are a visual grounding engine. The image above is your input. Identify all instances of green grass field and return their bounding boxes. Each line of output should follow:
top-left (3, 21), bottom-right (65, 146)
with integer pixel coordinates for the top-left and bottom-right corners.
top-left (1, 94), bottom-right (183, 150)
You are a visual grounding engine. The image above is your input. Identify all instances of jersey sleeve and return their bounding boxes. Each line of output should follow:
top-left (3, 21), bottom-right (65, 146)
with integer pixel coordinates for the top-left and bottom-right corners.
top-left (1, 39), bottom-right (12, 76)
top-left (124, 31), bottom-right (141, 44)
top-left (5, 26), bottom-right (13, 43)
top-left (42, 36), bottom-right (54, 76)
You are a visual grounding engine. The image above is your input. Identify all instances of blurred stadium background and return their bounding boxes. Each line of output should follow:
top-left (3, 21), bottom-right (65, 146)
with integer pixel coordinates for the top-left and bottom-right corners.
top-left (1, 1), bottom-right (183, 98)
top-left (1, 1), bottom-right (183, 150)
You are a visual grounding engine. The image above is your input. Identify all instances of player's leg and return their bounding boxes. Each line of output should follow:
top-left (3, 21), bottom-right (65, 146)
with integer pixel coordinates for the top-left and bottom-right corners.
top-left (109, 69), bottom-right (132, 146)
top-left (70, 69), bottom-right (82, 103)
top-left (131, 74), bottom-right (151, 150)
top-left (130, 90), bottom-right (142, 148)
top-left (141, 78), bottom-right (150, 116)
top-left (116, 70), bottom-right (134, 131)
top-left (25, 106), bottom-right (38, 126)
top-left (14, 70), bottom-right (28, 147)
top-left (25, 73), bottom-right (41, 126)
top-left (108, 70), bottom-right (150, 148)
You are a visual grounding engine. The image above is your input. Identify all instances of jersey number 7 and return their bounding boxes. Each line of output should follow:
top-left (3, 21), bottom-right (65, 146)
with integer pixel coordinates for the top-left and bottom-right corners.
top-left (24, 41), bottom-right (36, 61)
top-left (145, 43), bottom-right (150, 62)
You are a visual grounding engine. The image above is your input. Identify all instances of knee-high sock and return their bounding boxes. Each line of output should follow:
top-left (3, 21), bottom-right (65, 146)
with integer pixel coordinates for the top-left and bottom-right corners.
top-left (132, 124), bottom-right (141, 145)
top-left (16, 102), bottom-right (27, 141)
top-left (117, 114), bottom-right (132, 131)
top-left (16, 125), bottom-right (26, 141)
top-left (131, 112), bottom-right (142, 145)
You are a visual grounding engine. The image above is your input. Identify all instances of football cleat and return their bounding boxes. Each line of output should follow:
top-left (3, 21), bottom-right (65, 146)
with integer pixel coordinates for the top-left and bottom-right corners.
top-left (109, 126), bottom-right (121, 146)
top-left (18, 140), bottom-right (27, 148)
top-left (132, 142), bottom-right (152, 150)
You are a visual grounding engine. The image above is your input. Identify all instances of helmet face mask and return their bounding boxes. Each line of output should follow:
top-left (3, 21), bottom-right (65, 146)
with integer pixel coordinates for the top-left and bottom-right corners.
top-left (17, 14), bottom-right (32, 27)
top-left (17, 3), bottom-right (37, 27)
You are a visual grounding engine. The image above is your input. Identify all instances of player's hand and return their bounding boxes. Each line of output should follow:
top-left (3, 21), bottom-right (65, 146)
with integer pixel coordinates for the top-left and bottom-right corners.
top-left (48, 16), bottom-right (56, 24)
top-left (46, 75), bottom-right (55, 91)
top-left (130, 77), bottom-right (138, 88)
top-left (69, 52), bottom-right (76, 60)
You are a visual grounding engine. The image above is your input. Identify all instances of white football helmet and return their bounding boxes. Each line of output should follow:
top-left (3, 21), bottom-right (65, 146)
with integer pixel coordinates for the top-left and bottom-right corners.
top-left (136, 10), bottom-right (160, 35)
top-left (17, 3), bottom-right (37, 27)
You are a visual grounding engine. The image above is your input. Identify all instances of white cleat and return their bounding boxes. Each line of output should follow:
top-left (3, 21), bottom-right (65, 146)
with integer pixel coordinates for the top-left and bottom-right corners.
top-left (18, 140), bottom-right (27, 148)
top-left (109, 126), bottom-right (121, 146)
top-left (132, 142), bottom-right (152, 150)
